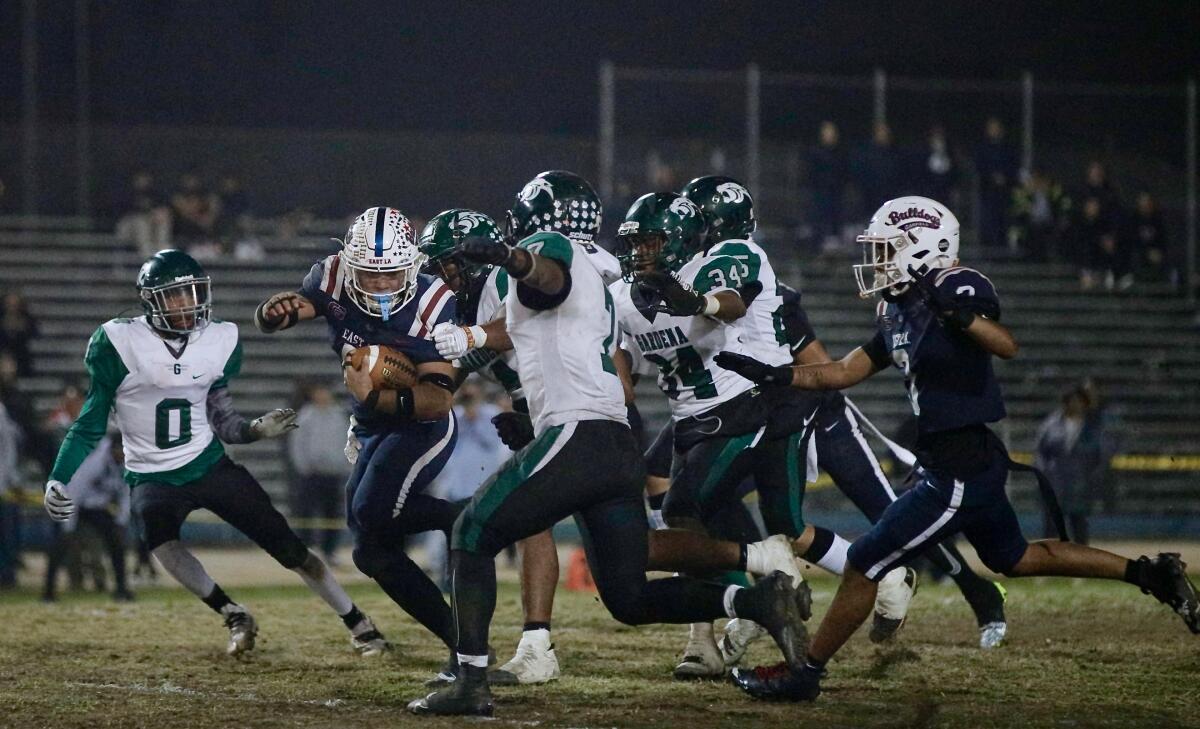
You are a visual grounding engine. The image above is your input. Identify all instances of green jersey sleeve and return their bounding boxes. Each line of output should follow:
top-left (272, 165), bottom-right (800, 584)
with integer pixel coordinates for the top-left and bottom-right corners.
top-left (517, 231), bottom-right (574, 267)
top-left (211, 339), bottom-right (243, 390)
top-left (49, 326), bottom-right (129, 484)
top-left (691, 254), bottom-right (757, 295)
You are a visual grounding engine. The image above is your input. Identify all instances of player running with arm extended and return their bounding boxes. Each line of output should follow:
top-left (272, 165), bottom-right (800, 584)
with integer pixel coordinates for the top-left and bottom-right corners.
top-left (44, 250), bottom-right (386, 657)
top-left (252, 208), bottom-right (463, 678)
top-left (717, 196), bottom-right (1200, 702)
top-left (777, 279), bottom-right (1009, 648)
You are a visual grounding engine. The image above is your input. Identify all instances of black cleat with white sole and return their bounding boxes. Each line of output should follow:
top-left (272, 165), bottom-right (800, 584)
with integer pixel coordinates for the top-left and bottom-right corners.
top-left (1139, 553), bottom-right (1200, 634)
top-left (733, 571), bottom-right (810, 672)
top-left (408, 664), bottom-right (493, 717)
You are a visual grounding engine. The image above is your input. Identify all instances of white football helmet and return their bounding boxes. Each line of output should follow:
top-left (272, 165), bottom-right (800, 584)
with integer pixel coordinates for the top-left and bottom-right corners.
top-left (340, 207), bottom-right (424, 320)
top-left (853, 196), bottom-right (960, 298)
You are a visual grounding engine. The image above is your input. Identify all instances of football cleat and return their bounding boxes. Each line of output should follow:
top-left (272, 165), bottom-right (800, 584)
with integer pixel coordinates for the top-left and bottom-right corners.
top-left (719, 618), bottom-right (768, 667)
top-left (408, 664), bottom-right (493, 717)
top-left (1139, 553), bottom-right (1200, 634)
top-left (222, 605), bottom-right (257, 657)
top-left (747, 535), bottom-right (808, 598)
top-left (869, 567), bottom-right (918, 643)
top-left (731, 661), bottom-right (822, 702)
top-left (979, 621), bottom-right (1008, 649)
top-left (489, 630), bottom-right (561, 685)
top-left (349, 615), bottom-right (390, 657)
top-left (736, 571), bottom-right (810, 672)
top-left (673, 622), bottom-right (725, 680)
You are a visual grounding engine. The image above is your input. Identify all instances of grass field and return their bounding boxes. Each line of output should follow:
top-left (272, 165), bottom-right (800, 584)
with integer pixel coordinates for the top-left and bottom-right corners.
top-left (2, 546), bottom-right (1198, 729)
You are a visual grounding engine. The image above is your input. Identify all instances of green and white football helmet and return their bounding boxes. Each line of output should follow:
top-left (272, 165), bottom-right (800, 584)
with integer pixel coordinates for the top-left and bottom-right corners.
top-left (616, 192), bottom-right (707, 281)
top-left (508, 170), bottom-right (602, 244)
top-left (680, 175), bottom-right (756, 250)
top-left (136, 249), bottom-right (212, 335)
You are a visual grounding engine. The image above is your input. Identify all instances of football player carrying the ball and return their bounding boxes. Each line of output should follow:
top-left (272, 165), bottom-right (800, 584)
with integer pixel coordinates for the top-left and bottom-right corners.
top-left (255, 207), bottom-right (466, 681)
top-left (44, 250), bottom-right (388, 658)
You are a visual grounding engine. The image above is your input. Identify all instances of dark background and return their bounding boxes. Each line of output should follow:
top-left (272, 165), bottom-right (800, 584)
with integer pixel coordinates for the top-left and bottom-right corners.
top-left (3, 2), bottom-right (1197, 133)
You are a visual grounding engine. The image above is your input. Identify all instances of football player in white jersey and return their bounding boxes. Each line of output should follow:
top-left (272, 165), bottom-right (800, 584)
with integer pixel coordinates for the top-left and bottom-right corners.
top-left (407, 171), bottom-right (812, 717)
top-left (611, 191), bottom-right (913, 678)
top-left (43, 250), bottom-right (388, 657)
top-left (419, 209), bottom-right (563, 686)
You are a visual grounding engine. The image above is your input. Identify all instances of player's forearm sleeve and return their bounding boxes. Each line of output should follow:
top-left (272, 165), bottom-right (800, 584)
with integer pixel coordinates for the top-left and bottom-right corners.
top-left (207, 387), bottom-right (254, 444)
top-left (860, 332), bottom-right (891, 371)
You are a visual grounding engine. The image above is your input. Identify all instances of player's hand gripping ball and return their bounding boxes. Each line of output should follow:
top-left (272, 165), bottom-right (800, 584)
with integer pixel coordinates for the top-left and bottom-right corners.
top-left (344, 345), bottom-right (419, 391)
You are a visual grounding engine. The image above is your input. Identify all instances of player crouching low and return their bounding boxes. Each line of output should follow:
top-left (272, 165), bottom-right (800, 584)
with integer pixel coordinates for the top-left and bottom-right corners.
top-left (43, 250), bottom-right (388, 658)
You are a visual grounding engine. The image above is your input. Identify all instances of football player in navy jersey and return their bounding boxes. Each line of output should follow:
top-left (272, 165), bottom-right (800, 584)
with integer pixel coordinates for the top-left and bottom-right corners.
top-left (254, 207), bottom-right (465, 677)
top-left (777, 281), bottom-right (1009, 648)
top-left (717, 196), bottom-right (1200, 701)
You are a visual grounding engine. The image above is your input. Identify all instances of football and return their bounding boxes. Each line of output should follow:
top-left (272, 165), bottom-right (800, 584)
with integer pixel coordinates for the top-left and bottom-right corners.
top-left (345, 345), bottom-right (419, 390)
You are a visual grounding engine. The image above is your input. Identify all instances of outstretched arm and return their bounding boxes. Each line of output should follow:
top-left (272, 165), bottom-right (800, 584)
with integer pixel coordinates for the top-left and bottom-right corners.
top-left (715, 345), bottom-right (884, 391)
top-left (255, 291), bottom-right (318, 333)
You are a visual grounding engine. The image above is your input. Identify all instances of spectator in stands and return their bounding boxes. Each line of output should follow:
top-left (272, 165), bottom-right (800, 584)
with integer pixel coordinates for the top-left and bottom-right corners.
top-left (1034, 384), bottom-right (1113, 545)
top-left (170, 173), bottom-right (223, 258)
top-left (425, 381), bottom-right (507, 584)
top-left (974, 117), bottom-right (1020, 248)
top-left (42, 432), bottom-right (133, 602)
top-left (287, 383), bottom-right (349, 563)
top-left (0, 291), bottom-right (39, 377)
top-left (43, 381), bottom-right (86, 449)
top-left (114, 170), bottom-right (172, 257)
top-left (1009, 170), bottom-right (1072, 261)
top-left (0, 397), bottom-right (21, 588)
top-left (854, 121), bottom-right (902, 222)
top-left (919, 124), bottom-right (958, 205)
top-left (809, 120), bottom-right (849, 254)
top-left (1073, 197), bottom-right (1121, 291)
top-left (1127, 191), bottom-right (1173, 285)
top-left (1082, 160), bottom-right (1120, 222)
top-left (215, 174), bottom-right (266, 262)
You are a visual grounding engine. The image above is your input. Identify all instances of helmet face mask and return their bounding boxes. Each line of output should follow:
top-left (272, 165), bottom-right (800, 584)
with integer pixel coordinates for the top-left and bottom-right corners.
top-left (341, 207), bottom-right (424, 320)
top-left (852, 196), bottom-right (960, 298)
top-left (136, 249), bottom-right (212, 336)
top-left (616, 192), bottom-right (706, 282)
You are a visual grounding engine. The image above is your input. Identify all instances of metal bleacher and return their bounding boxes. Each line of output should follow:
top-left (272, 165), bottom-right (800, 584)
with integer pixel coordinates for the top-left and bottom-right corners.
top-left (2, 218), bottom-right (1198, 515)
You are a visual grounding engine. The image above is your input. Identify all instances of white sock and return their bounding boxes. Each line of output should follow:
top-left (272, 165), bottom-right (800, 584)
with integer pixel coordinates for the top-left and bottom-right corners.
top-left (292, 552), bottom-right (354, 616)
top-left (458, 653), bottom-right (489, 668)
top-left (814, 534), bottom-right (852, 576)
top-left (151, 541), bottom-right (216, 599)
top-left (649, 509), bottom-right (666, 530)
top-left (723, 585), bottom-right (742, 619)
top-left (521, 628), bottom-right (552, 647)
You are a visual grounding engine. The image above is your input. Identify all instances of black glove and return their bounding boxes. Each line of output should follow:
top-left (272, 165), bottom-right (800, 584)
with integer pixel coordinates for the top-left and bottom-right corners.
top-left (491, 411), bottom-right (535, 451)
top-left (633, 271), bottom-right (707, 316)
top-left (713, 351), bottom-right (794, 386)
top-left (458, 235), bottom-right (513, 266)
top-left (906, 266), bottom-right (975, 331)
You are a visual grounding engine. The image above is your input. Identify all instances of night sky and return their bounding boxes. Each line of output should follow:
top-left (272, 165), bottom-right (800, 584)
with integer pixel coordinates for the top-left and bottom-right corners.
top-left (2, 1), bottom-right (1198, 134)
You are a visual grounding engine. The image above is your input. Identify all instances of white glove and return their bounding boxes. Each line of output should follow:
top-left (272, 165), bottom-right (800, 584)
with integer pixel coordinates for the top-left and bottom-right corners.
top-left (344, 416), bottom-right (361, 464)
top-left (433, 322), bottom-right (486, 360)
top-left (249, 408), bottom-right (299, 440)
top-left (44, 480), bottom-right (74, 522)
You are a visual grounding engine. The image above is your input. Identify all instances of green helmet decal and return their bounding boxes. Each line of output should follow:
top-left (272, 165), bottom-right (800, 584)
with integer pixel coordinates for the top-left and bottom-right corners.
top-left (509, 170), bottom-right (602, 243)
top-left (680, 175), bottom-right (756, 249)
top-left (136, 249), bottom-right (212, 335)
top-left (616, 192), bottom-right (707, 280)
top-left (418, 208), bottom-right (502, 317)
